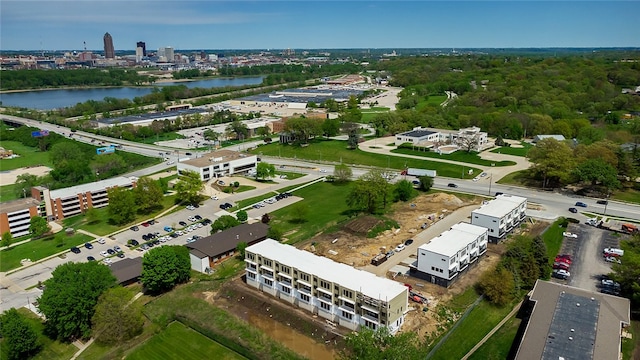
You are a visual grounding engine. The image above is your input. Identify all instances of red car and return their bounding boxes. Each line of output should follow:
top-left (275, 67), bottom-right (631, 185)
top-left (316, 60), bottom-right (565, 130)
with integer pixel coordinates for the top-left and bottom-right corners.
top-left (553, 262), bottom-right (570, 271)
top-left (555, 257), bottom-right (571, 266)
top-left (555, 254), bottom-right (572, 264)
top-left (141, 222), bottom-right (150, 227)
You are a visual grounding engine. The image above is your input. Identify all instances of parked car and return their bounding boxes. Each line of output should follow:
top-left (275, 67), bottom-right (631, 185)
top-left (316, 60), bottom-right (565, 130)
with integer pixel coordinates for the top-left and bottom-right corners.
top-left (113, 245), bottom-right (122, 252)
top-left (395, 244), bottom-right (406, 252)
top-left (552, 269), bottom-right (571, 279)
top-left (97, 238), bottom-right (106, 244)
top-left (99, 251), bottom-right (109, 257)
top-left (447, 183), bottom-right (458, 188)
top-left (211, 195), bottom-right (219, 200)
top-left (130, 226), bottom-right (139, 232)
top-left (103, 258), bottom-right (113, 265)
top-left (141, 222), bottom-right (150, 227)
top-left (555, 255), bottom-right (572, 265)
top-left (70, 247), bottom-right (81, 254)
top-left (562, 232), bottom-right (578, 238)
top-left (128, 239), bottom-right (139, 247)
top-left (404, 239), bottom-right (414, 246)
top-left (186, 205), bottom-right (195, 211)
top-left (179, 221), bottom-right (188, 227)
top-left (117, 252), bottom-right (125, 258)
top-left (194, 215), bottom-right (202, 220)
top-left (603, 248), bottom-right (624, 257)
top-left (575, 201), bottom-right (587, 208)
top-left (164, 226), bottom-right (173, 232)
top-left (568, 208), bottom-right (578, 213)
top-left (84, 242), bottom-right (93, 249)
top-left (106, 249), bottom-right (115, 255)
top-left (604, 256), bottom-right (621, 264)
top-left (87, 256), bottom-right (96, 261)
top-left (553, 262), bottom-right (570, 270)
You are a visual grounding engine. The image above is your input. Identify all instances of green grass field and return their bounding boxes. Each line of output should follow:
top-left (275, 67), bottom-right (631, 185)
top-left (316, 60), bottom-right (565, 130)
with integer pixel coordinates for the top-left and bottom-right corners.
top-left (0, 232), bottom-right (93, 272)
top-left (612, 189), bottom-right (640, 204)
top-left (0, 183), bottom-right (21, 203)
top-left (490, 142), bottom-right (533, 157)
top-left (468, 315), bottom-right (521, 360)
top-left (392, 148), bottom-right (517, 167)
top-left (251, 140), bottom-right (481, 179)
top-left (542, 218), bottom-right (567, 261)
top-left (430, 299), bottom-right (518, 360)
top-left (417, 94), bottom-right (448, 110)
top-left (271, 181), bottom-right (354, 244)
top-left (127, 321), bottom-right (246, 360)
top-left (138, 132), bottom-right (185, 145)
top-left (0, 141), bottom-right (53, 171)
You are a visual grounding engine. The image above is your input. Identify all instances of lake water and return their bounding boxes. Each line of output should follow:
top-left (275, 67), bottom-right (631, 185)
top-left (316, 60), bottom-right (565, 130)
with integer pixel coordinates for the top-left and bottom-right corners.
top-left (0, 77), bottom-right (264, 110)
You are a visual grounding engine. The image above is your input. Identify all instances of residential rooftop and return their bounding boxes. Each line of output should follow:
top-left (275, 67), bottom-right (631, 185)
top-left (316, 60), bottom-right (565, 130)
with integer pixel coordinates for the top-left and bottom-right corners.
top-left (179, 149), bottom-right (255, 168)
top-left (246, 239), bottom-right (407, 301)
top-left (0, 197), bottom-right (41, 213)
top-left (48, 176), bottom-right (135, 200)
top-left (472, 194), bottom-right (527, 218)
top-left (419, 225), bottom-right (485, 257)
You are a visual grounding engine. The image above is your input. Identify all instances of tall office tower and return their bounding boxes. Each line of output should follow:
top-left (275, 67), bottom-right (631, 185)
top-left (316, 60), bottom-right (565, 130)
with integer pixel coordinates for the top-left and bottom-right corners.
top-left (158, 46), bottom-right (174, 62)
top-left (103, 32), bottom-right (115, 59)
top-left (136, 41), bottom-right (146, 56)
top-left (135, 47), bottom-right (144, 63)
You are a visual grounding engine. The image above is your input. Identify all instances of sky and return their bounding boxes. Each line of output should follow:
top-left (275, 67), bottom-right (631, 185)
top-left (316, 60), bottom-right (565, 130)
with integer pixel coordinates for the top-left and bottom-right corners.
top-left (1, 1), bottom-right (639, 51)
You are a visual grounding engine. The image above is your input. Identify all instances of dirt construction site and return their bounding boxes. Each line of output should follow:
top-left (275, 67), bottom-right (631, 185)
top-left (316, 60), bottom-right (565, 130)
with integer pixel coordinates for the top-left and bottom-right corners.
top-left (294, 192), bottom-right (549, 340)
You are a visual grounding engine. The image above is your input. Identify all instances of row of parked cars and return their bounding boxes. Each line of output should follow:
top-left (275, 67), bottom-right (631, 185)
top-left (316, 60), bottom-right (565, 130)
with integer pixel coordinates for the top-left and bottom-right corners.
top-left (552, 254), bottom-right (572, 280)
top-left (252, 192), bottom-right (293, 209)
top-left (603, 247), bottom-right (624, 264)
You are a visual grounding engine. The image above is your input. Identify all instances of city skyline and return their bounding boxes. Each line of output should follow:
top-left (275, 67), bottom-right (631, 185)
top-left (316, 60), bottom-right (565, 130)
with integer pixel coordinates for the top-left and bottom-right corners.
top-left (1, 1), bottom-right (639, 51)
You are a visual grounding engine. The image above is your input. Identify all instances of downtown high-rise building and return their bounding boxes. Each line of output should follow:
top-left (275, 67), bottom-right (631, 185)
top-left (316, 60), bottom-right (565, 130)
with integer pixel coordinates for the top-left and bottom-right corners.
top-left (136, 41), bottom-right (146, 56)
top-left (157, 46), bottom-right (174, 63)
top-left (103, 32), bottom-right (115, 59)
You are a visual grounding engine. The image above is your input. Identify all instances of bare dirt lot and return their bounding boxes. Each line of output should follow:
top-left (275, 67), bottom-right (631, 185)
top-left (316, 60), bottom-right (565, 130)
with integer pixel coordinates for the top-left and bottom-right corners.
top-left (0, 165), bottom-right (51, 185)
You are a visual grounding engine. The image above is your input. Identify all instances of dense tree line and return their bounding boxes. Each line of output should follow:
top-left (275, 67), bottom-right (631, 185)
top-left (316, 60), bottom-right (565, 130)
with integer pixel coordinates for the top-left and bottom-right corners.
top-left (1, 68), bottom-right (154, 91)
top-left (0, 123), bottom-right (158, 190)
top-left (370, 55), bottom-right (640, 139)
top-left (172, 69), bottom-right (215, 79)
top-left (610, 234), bottom-right (640, 311)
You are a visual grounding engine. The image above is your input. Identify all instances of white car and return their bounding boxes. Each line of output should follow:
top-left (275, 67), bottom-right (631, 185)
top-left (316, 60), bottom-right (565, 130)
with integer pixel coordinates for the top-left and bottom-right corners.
top-left (211, 196), bottom-right (219, 201)
top-left (605, 256), bottom-right (621, 264)
top-left (395, 244), bottom-right (406, 252)
top-left (562, 232), bottom-right (578, 238)
top-left (472, 177), bottom-right (479, 182)
top-left (103, 258), bottom-right (113, 265)
top-left (97, 238), bottom-right (106, 244)
top-left (186, 205), bottom-right (195, 211)
top-left (99, 251), bottom-right (109, 257)
top-left (320, 169), bottom-right (327, 173)
top-left (175, 230), bottom-right (184, 236)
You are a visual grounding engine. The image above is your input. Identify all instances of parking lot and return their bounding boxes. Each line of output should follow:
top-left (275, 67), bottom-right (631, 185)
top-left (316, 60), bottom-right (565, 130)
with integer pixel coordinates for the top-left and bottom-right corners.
top-left (555, 223), bottom-right (621, 293)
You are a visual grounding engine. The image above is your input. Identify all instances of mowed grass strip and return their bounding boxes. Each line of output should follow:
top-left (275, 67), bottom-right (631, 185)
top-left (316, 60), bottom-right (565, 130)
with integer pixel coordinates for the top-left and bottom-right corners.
top-left (430, 299), bottom-right (516, 360)
top-left (0, 141), bottom-right (53, 171)
top-left (392, 148), bottom-right (517, 167)
top-left (251, 140), bottom-right (481, 178)
top-left (542, 218), bottom-right (567, 262)
top-left (0, 233), bottom-right (93, 272)
top-left (127, 321), bottom-right (247, 360)
top-left (0, 183), bottom-right (21, 203)
top-left (468, 314), bottom-right (521, 360)
top-left (490, 142), bottom-right (533, 157)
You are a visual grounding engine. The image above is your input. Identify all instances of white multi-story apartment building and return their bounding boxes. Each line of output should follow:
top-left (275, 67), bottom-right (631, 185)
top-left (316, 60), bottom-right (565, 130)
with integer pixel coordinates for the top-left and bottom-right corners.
top-left (245, 239), bottom-right (409, 334)
top-left (412, 222), bottom-right (488, 287)
top-left (0, 198), bottom-right (45, 237)
top-left (471, 194), bottom-right (527, 243)
top-left (177, 150), bottom-right (257, 182)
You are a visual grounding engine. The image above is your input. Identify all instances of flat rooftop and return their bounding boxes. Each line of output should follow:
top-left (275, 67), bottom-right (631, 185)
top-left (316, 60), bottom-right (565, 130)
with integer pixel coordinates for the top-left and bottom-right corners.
top-left (0, 198), bottom-right (41, 214)
top-left (98, 108), bottom-right (207, 125)
top-left (399, 129), bottom-right (436, 138)
top-left (179, 149), bottom-right (256, 168)
top-left (472, 195), bottom-right (527, 218)
top-left (246, 239), bottom-right (407, 301)
top-left (450, 222), bottom-right (488, 237)
top-left (49, 176), bottom-right (135, 200)
top-left (419, 225), bottom-right (484, 257)
top-left (237, 86), bottom-right (363, 104)
top-left (515, 280), bottom-right (630, 360)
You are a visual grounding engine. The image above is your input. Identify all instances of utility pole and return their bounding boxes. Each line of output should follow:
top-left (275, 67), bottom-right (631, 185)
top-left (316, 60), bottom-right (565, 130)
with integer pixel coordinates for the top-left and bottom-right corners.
top-left (488, 173), bottom-right (493, 196)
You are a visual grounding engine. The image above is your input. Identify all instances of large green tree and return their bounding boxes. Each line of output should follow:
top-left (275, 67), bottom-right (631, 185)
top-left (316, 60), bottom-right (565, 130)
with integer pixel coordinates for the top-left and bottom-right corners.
top-left (527, 138), bottom-right (575, 188)
top-left (1, 231), bottom-right (14, 248)
top-left (236, 210), bottom-right (248, 222)
top-left (91, 287), bottom-right (144, 345)
top-left (14, 173), bottom-right (40, 198)
top-left (211, 215), bottom-right (240, 233)
top-left (346, 170), bottom-right (392, 214)
top-left (133, 176), bottom-right (164, 214)
top-left (572, 158), bottom-right (620, 190)
top-left (107, 186), bottom-right (137, 225)
top-left (0, 308), bottom-right (41, 360)
top-left (334, 164), bottom-right (353, 183)
top-left (610, 235), bottom-right (640, 310)
top-left (322, 118), bottom-right (341, 138)
top-left (417, 176), bottom-right (434, 192)
top-left (256, 162), bottom-right (276, 180)
top-left (394, 179), bottom-right (416, 202)
top-left (38, 261), bottom-right (116, 340)
top-left (29, 216), bottom-right (50, 238)
top-left (141, 246), bottom-right (191, 294)
top-left (174, 170), bottom-right (203, 205)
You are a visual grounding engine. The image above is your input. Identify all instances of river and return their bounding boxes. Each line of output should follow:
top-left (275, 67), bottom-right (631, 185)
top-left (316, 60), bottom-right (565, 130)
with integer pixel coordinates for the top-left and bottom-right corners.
top-left (0, 77), bottom-right (264, 110)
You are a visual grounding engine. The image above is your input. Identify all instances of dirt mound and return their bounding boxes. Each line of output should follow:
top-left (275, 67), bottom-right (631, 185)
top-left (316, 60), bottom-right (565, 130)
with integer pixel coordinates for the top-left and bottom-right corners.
top-left (429, 193), bottom-right (465, 207)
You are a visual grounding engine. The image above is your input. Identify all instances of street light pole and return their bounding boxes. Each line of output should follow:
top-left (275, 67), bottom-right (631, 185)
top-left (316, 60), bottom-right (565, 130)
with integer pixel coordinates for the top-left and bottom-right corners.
top-left (603, 191), bottom-right (610, 216)
top-left (488, 173), bottom-right (493, 196)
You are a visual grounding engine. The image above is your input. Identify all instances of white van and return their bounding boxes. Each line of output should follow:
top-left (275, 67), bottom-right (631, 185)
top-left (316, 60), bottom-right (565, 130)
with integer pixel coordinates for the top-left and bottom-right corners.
top-left (603, 248), bottom-right (624, 257)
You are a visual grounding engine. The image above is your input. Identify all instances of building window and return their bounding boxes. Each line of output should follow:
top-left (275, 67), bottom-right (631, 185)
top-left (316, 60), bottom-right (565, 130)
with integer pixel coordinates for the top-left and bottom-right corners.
top-left (263, 259), bottom-right (272, 267)
top-left (247, 272), bottom-right (256, 279)
top-left (281, 286), bottom-right (291, 294)
top-left (341, 311), bottom-right (353, 320)
top-left (300, 273), bottom-right (310, 282)
top-left (281, 265), bottom-right (290, 274)
top-left (319, 280), bottom-right (331, 289)
top-left (264, 278), bottom-right (273, 287)
top-left (320, 301), bottom-right (331, 311)
top-left (300, 293), bottom-right (310, 302)
top-left (342, 289), bottom-right (353, 299)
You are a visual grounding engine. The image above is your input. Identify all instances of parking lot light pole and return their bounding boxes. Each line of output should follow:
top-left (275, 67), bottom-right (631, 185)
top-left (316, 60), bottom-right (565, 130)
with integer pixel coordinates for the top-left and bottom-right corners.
top-left (603, 191), bottom-right (610, 216)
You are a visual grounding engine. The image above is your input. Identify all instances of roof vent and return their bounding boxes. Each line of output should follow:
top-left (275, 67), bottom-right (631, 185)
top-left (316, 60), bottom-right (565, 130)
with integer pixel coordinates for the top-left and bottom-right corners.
top-left (236, 235), bottom-right (239, 239)
top-left (568, 336), bottom-right (573, 341)
top-left (591, 297), bottom-right (595, 301)
top-left (570, 328), bottom-right (575, 332)
top-left (576, 303), bottom-right (580, 307)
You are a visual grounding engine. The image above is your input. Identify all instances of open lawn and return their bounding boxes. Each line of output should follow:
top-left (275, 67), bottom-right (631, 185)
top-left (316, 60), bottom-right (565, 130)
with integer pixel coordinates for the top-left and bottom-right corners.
top-left (271, 181), bottom-right (354, 244)
top-left (468, 315), bottom-right (521, 360)
top-left (0, 308), bottom-right (79, 360)
top-left (360, 107), bottom-right (390, 123)
top-left (417, 94), bottom-right (447, 109)
top-left (496, 170), bottom-right (531, 186)
top-left (0, 232), bottom-right (92, 272)
top-left (274, 170), bottom-right (306, 180)
top-left (139, 132), bottom-right (185, 145)
top-left (430, 298), bottom-right (518, 360)
top-left (251, 140), bottom-right (481, 179)
top-left (0, 183), bottom-right (21, 203)
top-left (62, 195), bottom-right (178, 236)
top-left (490, 142), bottom-right (533, 157)
top-left (392, 148), bottom-right (517, 167)
top-left (127, 321), bottom-right (246, 360)
top-left (612, 189), bottom-right (640, 204)
top-left (234, 192), bottom-right (279, 211)
top-left (0, 141), bottom-right (53, 171)
top-left (542, 218), bottom-right (567, 262)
